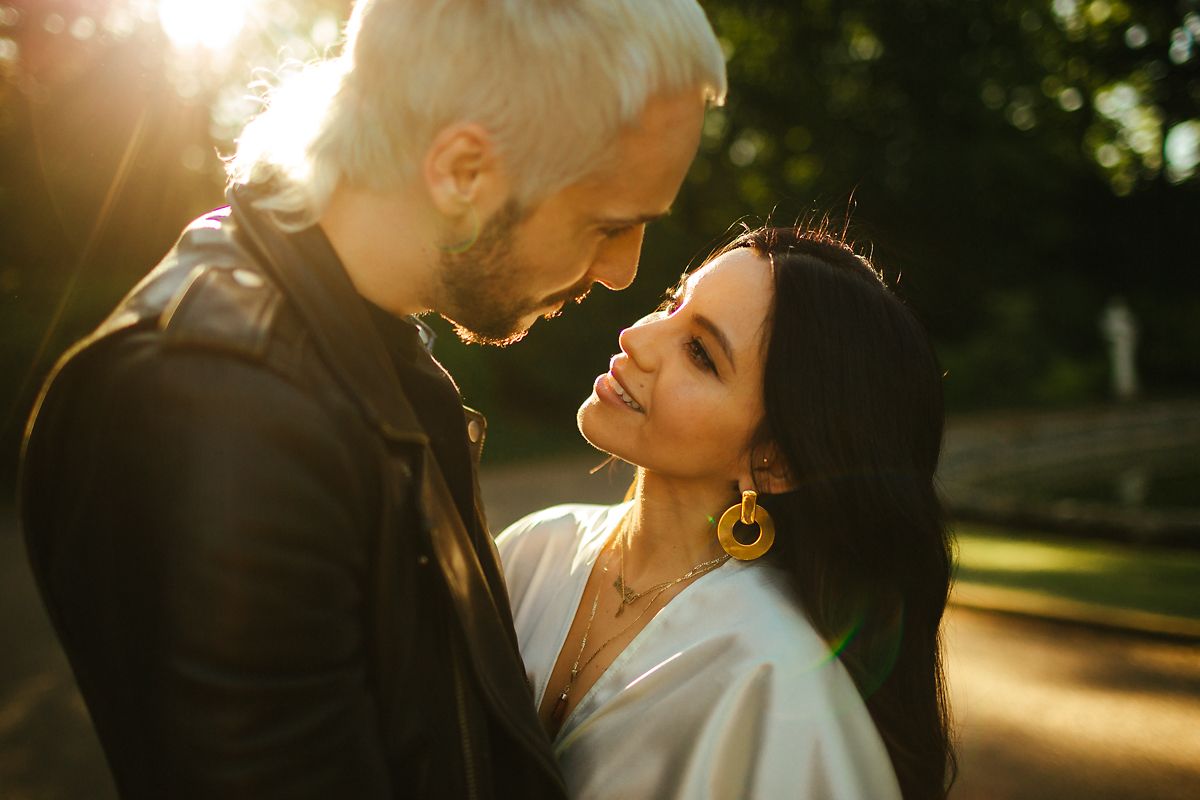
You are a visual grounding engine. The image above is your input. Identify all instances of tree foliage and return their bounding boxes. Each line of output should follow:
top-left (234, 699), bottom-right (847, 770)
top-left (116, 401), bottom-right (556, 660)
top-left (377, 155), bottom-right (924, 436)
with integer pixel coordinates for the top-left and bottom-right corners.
top-left (0, 0), bottom-right (1196, 474)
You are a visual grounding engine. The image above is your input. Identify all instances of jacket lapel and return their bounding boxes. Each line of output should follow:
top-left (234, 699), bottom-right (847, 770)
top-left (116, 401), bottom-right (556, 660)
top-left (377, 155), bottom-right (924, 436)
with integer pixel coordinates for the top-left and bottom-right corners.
top-left (229, 191), bottom-right (428, 446)
top-left (416, 448), bottom-right (552, 751)
top-left (228, 192), bottom-right (558, 778)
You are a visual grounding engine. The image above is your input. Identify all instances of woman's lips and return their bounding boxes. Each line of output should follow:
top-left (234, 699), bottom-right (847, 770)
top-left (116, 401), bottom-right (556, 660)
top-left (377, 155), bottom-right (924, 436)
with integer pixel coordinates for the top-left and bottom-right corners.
top-left (594, 372), bottom-right (644, 412)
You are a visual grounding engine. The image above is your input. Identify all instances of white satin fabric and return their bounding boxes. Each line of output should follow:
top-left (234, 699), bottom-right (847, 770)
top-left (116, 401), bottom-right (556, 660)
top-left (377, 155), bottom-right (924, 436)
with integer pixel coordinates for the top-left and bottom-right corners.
top-left (496, 503), bottom-right (902, 800)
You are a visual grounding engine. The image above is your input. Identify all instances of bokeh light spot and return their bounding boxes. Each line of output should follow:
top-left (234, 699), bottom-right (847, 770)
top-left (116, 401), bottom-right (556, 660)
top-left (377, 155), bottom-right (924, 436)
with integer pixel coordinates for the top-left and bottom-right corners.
top-left (1187, 13), bottom-right (1200, 40)
top-left (311, 14), bottom-right (340, 49)
top-left (729, 131), bottom-right (762, 167)
top-left (980, 82), bottom-right (1006, 110)
top-left (69, 16), bottom-right (96, 41)
top-left (1058, 87), bottom-right (1084, 112)
top-left (1086, 0), bottom-right (1112, 26)
top-left (1124, 24), bottom-right (1149, 49)
top-left (1094, 82), bottom-right (1139, 119)
top-left (181, 145), bottom-right (208, 172)
top-left (158, 0), bottom-right (249, 51)
top-left (43, 13), bottom-right (65, 35)
top-left (1095, 143), bottom-right (1121, 169)
top-left (1168, 28), bottom-right (1194, 65)
top-left (1007, 102), bottom-right (1037, 131)
top-left (1052, 0), bottom-right (1079, 21)
top-left (1165, 120), bottom-right (1200, 183)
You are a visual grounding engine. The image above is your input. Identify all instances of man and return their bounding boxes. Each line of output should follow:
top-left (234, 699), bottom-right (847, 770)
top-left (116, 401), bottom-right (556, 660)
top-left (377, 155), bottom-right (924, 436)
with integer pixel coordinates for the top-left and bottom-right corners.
top-left (18, 1), bottom-right (725, 797)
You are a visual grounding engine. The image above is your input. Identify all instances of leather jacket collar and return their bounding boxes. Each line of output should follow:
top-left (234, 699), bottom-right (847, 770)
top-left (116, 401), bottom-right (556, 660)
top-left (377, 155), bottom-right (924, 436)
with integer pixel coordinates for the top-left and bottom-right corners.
top-left (228, 189), bottom-right (430, 447)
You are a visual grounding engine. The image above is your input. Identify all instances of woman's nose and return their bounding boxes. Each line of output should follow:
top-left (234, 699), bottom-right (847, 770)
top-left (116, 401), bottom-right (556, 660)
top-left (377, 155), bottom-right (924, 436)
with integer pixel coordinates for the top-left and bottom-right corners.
top-left (618, 311), bottom-right (664, 372)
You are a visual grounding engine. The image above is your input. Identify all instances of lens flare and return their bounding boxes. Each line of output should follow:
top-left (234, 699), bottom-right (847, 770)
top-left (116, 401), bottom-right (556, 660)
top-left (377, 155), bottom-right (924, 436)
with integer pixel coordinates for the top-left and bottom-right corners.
top-left (158, 0), bottom-right (249, 51)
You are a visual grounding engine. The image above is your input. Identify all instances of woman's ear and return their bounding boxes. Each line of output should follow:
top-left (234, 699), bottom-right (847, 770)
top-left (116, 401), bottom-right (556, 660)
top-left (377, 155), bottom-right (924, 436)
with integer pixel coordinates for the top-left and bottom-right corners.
top-left (738, 443), bottom-right (799, 495)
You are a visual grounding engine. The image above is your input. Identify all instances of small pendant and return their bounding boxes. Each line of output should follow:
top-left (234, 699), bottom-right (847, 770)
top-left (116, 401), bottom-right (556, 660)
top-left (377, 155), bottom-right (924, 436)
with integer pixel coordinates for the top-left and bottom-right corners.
top-left (613, 577), bottom-right (639, 607)
top-left (550, 691), bottom-right (568, 728)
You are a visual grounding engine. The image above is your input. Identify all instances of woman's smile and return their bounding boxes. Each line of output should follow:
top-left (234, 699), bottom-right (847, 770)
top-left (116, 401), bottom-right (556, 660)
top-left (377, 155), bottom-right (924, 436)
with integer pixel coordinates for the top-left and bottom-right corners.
top-left (593, 370), bottom-right (644, 412)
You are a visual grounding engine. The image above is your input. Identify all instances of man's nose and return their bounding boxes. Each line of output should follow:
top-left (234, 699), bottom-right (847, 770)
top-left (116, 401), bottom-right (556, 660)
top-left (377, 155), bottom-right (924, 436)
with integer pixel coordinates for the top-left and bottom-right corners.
top-left (590, 226), bottom-right (646, 291)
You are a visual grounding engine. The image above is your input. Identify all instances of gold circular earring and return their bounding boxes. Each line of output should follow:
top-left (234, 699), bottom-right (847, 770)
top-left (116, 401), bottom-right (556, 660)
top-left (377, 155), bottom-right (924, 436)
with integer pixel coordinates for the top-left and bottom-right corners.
top-left (440, 203), bottom-right (480, 254)
top-left (717, 490), bottom-right (775, 561)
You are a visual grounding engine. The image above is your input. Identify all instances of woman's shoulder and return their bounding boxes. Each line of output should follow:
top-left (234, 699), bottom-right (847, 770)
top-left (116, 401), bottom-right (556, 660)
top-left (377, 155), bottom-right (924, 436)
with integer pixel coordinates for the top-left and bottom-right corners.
top-left (696, 564), bottom-right (869, 714)
top-left (495, 502), bottom-right (627, 569)
top-left (679, 566), bottom-right (901, 797)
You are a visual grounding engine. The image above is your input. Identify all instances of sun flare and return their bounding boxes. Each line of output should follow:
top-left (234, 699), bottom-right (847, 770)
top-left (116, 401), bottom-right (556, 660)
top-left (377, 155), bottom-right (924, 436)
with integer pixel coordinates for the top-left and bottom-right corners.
top-left (158, 0), bottom-right (250, 51)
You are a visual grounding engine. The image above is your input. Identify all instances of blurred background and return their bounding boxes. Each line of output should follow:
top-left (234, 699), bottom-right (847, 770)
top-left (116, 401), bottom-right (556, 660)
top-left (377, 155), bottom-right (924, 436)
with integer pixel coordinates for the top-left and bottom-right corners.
top-left (1, 1), bottom-right (1198, 798)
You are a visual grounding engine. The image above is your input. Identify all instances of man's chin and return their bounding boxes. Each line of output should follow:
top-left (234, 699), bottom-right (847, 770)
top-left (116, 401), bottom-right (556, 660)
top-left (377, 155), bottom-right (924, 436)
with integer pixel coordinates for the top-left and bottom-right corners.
top-left (449, 320), bottom-right (529, 347)
top-left (445, 309), bottom-right (541, 347)
top-left (444, 301), bottom-right (565, 347)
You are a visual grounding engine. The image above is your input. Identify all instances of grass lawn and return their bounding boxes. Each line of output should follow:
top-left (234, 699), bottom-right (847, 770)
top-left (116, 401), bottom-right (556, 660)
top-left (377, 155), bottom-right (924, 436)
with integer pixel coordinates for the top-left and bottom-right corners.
top-left (954, 523), bottom-right (1200, 621)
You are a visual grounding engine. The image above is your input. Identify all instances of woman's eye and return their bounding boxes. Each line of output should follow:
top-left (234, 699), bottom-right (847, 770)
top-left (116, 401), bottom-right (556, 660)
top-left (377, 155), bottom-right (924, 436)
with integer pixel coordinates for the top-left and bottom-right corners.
top-left (686, 337), bottom-right (717, 373)
top-left (603, 224), bottom-right (634, 239)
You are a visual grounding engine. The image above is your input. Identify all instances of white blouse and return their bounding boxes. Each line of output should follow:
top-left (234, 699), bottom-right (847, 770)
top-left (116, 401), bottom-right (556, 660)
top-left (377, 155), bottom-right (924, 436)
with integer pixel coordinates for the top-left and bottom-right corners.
top-left (496, 503), bottom-right (902, 800)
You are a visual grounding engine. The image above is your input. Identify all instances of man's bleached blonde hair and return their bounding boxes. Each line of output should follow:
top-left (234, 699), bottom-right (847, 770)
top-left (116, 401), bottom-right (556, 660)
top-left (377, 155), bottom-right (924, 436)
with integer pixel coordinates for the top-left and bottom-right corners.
top-left (227, 0), bottom-right (727, 228)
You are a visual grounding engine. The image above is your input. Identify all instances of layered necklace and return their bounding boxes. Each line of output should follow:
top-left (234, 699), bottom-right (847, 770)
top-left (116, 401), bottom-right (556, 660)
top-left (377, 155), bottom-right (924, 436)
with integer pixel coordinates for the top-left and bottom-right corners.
top-left (548, 514), bottom-right (731, 732)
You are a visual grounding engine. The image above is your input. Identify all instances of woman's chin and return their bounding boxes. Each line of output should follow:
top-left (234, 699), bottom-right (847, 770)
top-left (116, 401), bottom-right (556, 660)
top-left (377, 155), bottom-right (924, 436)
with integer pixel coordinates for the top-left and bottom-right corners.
top-left (576, 396), bottom-right (620, 457)
top-left (576, 394), bottom-right (600, 441)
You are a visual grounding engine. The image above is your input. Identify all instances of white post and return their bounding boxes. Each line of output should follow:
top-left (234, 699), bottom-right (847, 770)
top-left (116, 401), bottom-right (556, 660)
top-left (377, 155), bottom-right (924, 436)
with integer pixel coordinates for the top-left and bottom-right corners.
top-left (1100, 297), bottom-right (1140, 401)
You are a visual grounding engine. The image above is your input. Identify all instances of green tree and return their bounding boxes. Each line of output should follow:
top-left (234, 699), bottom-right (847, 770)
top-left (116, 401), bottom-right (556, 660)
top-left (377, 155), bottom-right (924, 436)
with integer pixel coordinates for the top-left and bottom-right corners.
top-left (1, 0), bottom-right (1197, 480)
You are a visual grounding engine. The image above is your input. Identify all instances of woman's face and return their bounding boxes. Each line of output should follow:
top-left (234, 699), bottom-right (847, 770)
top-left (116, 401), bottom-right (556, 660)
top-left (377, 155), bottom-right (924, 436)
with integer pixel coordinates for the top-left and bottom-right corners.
top-left (577, 248), bottom-right (773, 482)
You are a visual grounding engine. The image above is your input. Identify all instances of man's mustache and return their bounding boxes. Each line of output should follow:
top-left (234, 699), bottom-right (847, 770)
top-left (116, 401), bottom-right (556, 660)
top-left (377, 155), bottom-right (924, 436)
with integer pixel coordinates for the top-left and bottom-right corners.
top-left (540, 280), bottom-right (595, 318)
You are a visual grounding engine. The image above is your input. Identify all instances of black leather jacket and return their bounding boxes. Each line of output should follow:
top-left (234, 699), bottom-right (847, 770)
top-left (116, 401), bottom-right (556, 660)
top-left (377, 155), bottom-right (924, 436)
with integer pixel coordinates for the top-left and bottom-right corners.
top-left (18, 192), bottom-right (566, 799)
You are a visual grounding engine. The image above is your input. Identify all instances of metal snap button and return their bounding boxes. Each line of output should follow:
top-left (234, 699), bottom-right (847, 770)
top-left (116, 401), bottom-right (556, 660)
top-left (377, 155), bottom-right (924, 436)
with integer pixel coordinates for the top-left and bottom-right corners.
top-left (231, 269), bottom-right (264, 289)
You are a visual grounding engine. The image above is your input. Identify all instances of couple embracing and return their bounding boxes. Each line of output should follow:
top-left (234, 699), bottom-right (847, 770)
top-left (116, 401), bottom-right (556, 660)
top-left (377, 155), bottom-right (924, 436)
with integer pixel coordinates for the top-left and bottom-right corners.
top-left (19, 2), bottom-right (955, 798)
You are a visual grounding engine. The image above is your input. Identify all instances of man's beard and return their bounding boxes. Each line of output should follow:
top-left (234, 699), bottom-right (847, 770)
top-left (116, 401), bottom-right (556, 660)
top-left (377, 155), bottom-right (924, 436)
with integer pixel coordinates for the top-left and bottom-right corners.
top-left (438, 201), bottom-right (593, 346)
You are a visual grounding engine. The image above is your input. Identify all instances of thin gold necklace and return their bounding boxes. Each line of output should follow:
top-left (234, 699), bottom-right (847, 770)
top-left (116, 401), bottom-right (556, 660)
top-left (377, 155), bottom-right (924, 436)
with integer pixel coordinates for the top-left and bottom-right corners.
top-left (548, 516), bottom-right (730, 731)
top-left (612, 522), bottom-right (729, 616)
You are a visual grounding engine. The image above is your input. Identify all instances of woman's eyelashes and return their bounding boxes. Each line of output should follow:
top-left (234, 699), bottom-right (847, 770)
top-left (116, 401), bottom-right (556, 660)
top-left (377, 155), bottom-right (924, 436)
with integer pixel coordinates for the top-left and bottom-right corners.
top-left (686, 337), bottom-right (717, 373)
top-left (660, 292), bottom-right (719, 375)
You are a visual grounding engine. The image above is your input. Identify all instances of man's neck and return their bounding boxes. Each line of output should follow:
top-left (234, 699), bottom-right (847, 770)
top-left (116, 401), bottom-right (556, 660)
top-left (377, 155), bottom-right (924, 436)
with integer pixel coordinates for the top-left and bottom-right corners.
top-left (318, 184), bottom-right (440, 318)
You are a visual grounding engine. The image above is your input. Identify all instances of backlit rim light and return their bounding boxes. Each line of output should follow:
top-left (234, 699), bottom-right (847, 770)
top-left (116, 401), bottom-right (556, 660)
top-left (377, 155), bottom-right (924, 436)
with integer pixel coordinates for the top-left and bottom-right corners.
top-left (158, 0), bottom-right (250, 51)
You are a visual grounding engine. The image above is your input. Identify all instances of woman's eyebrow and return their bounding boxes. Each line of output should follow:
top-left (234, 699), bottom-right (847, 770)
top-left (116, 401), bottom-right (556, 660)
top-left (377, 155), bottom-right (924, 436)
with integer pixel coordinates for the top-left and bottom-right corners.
top-left (673, 275), bottom-right (735, 369)
top-left (693, 313), bottom-right (735, 372)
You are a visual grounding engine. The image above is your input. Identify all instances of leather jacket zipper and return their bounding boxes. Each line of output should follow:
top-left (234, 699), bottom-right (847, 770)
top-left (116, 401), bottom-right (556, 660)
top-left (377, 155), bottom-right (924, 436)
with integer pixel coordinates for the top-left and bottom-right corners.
top-left (451, 634), bottom-right (479, 800)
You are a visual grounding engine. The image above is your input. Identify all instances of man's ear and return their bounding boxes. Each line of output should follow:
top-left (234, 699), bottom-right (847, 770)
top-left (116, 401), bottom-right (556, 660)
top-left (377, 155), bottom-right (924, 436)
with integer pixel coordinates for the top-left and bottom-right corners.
top-left (737, 442), bottom-right (799, 495)
top-left (423, 122), bottom-right (508, 216)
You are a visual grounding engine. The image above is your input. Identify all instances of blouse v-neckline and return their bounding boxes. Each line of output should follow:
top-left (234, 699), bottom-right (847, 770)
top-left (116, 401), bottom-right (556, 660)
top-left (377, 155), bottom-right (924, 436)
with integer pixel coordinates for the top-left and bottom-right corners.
top-left (538, 504), bottom-right (740, 742)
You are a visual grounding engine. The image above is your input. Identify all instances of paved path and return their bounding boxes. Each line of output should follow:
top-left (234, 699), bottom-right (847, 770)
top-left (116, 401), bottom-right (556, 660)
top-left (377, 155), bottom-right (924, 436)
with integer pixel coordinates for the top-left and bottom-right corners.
top-left (1, 452), bottom-right (1197, 798)
top-left (946, 608), bottom-right (1200, 799)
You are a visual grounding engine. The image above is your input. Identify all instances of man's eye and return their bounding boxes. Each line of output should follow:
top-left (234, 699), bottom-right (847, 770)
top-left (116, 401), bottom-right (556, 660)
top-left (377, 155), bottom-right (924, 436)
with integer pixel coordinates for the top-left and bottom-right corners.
top-left (603, 225), bottom-right (634, 239)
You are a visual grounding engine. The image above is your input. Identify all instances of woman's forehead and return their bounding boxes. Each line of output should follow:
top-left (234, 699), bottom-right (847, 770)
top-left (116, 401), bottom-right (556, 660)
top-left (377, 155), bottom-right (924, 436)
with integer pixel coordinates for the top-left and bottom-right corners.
top-left (687, 249), bottom-right (773, 353)
top-left (686, 248), bottom-right (768, 302)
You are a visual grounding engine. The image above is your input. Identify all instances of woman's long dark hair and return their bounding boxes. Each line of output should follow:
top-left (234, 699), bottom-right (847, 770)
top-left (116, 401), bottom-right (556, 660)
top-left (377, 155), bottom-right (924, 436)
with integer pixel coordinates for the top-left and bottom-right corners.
top-left (725, 224), bottom-right (956, 798)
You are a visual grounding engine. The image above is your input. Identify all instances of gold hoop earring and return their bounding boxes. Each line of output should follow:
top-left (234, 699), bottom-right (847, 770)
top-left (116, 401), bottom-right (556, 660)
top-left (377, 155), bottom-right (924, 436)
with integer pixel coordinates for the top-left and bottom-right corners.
top-left (440, 203), bottom-right (480, 254)
top-left (717, 490), bottom-right (775, 561)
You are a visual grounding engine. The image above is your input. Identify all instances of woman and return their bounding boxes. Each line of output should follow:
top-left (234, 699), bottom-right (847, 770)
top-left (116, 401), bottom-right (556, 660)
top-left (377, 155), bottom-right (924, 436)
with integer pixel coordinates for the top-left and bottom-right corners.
top-left (497, 224), bottom-right (956, 799)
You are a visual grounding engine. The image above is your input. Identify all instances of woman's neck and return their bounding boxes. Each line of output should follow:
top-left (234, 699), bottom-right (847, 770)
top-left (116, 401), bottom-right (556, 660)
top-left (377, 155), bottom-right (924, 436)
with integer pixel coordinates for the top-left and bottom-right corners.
top-left (620, 469), bottom-right (735, 583)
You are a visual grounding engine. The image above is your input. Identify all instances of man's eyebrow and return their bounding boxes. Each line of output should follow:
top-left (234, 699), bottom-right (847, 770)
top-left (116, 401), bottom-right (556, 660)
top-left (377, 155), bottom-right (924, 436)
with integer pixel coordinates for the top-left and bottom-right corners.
top-left (694, 312), bottom-right (736, 372)
top-left (598, 209), bottom-right (672, 227)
